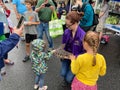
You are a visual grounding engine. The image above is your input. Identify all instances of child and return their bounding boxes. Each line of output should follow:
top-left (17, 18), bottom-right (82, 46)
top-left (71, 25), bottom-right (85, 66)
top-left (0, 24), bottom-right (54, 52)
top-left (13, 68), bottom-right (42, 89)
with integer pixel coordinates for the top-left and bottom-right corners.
top-left (58, 1), bottom-right (67, 19)
top-left (30, 39), bottom-right (55, 90)
top-left (69, 31), bottom-right (106, 90)
top-left (23, 0), bottom-right (40, 62)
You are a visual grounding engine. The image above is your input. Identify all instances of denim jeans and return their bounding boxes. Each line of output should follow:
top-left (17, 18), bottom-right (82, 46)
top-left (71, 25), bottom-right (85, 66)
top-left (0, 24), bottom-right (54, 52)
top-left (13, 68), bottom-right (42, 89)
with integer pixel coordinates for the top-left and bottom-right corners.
top-left (61, 59), bottom-right (74, 83)
top-left (35, 74), bottom-right (45, 88)
top-left (37, 22), bottom-right (53, 48)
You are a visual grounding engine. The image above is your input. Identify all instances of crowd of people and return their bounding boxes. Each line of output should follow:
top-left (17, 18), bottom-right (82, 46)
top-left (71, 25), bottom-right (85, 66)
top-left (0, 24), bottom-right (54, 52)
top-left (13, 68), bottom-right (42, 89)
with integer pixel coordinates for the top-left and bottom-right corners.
top-left (0, 0), bottom-right (110, 90)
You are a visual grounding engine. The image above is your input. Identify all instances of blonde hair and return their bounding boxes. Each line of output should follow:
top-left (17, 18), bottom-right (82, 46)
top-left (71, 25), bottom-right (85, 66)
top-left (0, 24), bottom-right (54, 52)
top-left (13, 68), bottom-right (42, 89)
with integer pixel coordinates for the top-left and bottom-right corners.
top-left (84, 31), bottom-right (100, 66)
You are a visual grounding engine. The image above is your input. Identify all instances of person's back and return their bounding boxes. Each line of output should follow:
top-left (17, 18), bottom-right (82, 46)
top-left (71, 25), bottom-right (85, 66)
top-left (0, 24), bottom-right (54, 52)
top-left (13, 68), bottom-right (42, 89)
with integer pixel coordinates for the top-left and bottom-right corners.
top-left (80, 3), bottom-right (94, 32)
top-left (71, 53), bottom-right (106, 85)
top-left (70, 31), bottom-right (106, 90)
top-left (72, 0), bottom-right (94, 32)
top-left (12, 0), bottom-right (27, 14)
top-left (30, 39), bottom-right (55, 90)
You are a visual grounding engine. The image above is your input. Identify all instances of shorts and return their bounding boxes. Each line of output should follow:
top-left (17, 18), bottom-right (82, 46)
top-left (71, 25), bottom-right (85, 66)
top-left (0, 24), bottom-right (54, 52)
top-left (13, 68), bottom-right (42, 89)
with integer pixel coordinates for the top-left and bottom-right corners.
top-left (25, 34), bottom-right (37, 43)
top-left (71, 77), bottom-right (97, 90)
top-left (96, 23), bottom-right (104, 32)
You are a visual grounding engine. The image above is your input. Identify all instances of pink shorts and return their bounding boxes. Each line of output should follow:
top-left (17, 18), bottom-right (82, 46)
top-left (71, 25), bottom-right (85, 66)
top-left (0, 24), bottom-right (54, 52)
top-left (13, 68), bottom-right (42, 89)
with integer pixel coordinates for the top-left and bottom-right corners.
top-left (71, 77), bottom-right (97, 90)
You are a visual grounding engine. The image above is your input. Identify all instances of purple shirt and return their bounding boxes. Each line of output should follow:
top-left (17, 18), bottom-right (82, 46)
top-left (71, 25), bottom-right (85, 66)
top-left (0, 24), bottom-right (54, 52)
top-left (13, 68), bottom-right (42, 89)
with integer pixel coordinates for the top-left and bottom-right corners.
top-left (62, 26), bottom-right (86, 56)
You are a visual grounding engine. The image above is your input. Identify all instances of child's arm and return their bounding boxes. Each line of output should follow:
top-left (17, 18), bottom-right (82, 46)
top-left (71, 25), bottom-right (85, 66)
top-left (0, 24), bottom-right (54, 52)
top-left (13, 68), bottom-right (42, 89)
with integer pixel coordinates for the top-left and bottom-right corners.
top-left (44, 52), bottom-right (52, 60)
top-left (13, 4), bottom-right (20, 20)
top-left (44, 50), bottom-right (56, 60)
top-left (26, 21), bottom-right (40, 26)
top-left (70, 55), bottom-right (81, 75)
top-left (99, 56), bottom-right (106, 76)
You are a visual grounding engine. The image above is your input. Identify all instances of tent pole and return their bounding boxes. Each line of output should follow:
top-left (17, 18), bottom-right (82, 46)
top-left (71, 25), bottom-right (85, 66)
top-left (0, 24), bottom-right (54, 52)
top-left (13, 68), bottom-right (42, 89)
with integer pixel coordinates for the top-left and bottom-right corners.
top-left (69, 0), bottom-right (72, 12)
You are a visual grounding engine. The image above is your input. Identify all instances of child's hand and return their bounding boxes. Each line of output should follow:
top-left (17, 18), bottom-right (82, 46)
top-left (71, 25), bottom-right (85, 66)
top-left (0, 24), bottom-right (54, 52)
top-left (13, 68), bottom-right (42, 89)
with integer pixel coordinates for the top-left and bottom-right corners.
top-left (69, 54), bottom-right (76, 61)
top-left (51, 50), bottom-right (56, 54)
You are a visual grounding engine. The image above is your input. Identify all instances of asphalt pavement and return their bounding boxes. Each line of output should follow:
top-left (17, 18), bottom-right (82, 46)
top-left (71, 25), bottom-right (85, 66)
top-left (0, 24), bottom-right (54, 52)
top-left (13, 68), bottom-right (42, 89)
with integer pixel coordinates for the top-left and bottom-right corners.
top-left (0, 3), bottom-right (120, 90)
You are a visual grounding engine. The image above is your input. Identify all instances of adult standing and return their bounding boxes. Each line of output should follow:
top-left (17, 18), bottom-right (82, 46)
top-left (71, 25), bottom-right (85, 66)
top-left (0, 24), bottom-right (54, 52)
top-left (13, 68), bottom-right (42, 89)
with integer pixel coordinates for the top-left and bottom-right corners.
top-left (96, 0), bottom-right (109, 39)
top-left (0, 0), bottom-right (14, 67)
top-left (35, 0), bottom-right (55, 50)
top-left (0, 26), bottom-right (23, 81)
top-left (12, 0), bottom-right (27, 19)
top-left (61, 10), bottom-right (85, 86)
top-left (12, 0), bottom-right (27, 41)
top-left (74, 0), bottom-right (94, 32)
top-left (89, 0), bottom-right (95, 7)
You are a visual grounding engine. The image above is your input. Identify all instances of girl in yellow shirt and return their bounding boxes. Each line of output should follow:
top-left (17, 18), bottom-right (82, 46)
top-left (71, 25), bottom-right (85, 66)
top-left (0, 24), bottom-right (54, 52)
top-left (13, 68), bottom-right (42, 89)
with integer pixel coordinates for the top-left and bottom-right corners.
top-left (69, 31), bottom-right (106, 90)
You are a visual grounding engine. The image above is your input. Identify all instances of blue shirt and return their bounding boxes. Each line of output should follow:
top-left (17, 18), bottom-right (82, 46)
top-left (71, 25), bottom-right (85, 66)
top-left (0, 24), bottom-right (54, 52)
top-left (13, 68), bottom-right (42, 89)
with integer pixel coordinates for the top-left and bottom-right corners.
top-left (62, 26), bottom-right (86, 56)
top-left (80, 4), bottom-right (94, 27)
top-left (12, 0), bottom-right (27, 14)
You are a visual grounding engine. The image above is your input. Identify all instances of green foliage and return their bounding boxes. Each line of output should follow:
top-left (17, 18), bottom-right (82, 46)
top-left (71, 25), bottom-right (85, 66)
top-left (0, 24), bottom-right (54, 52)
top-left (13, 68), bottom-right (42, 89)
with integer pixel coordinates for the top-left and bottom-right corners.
top-left (106, 16), bottom-right (119, 24)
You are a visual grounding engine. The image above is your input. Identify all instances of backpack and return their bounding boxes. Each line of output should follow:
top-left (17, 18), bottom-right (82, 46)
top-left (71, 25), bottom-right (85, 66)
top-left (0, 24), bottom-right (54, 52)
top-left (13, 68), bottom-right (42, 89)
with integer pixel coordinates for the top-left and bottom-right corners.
top-left (100, 35), bottom-right (110, 44)
top-left (92, 11), bottom-right (99, 26)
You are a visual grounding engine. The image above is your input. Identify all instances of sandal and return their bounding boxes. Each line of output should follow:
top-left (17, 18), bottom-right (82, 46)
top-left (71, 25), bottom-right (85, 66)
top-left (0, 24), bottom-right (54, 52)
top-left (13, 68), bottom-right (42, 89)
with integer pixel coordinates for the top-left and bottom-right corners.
top-left (1, 71), bottom-right (6, 76)
top-left (4, 59), bottom-right (14, 65)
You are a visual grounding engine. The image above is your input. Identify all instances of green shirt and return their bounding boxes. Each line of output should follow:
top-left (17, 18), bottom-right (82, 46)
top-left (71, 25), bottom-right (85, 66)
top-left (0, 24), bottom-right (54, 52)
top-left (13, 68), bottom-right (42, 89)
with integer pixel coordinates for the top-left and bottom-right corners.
top-left (36, 0), bottom-right (55, 22)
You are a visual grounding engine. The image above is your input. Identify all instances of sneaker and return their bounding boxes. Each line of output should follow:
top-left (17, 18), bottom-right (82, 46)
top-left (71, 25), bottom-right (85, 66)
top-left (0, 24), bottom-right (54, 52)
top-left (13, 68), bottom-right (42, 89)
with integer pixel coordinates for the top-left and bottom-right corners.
top-left (1, 71), bottom-right (6, 76)
top-left (38, 87), bottom-right (42, 90)
top-left (23, 55), bottom-right (30, 62)
top-left (4, 59), bottom-right (14, 65)
top-left (61, 80), bottom-right (69, 87)
top-left (34, 84), bottom-right (39, 89)
top-left (38, 86), bottom-right (48, 90)
top-left (42, 86), bottom-right (48, 90)
top-left (1, 67), bottom-right (6, 76)
top-left (21, 36), bottom-right (25, 41)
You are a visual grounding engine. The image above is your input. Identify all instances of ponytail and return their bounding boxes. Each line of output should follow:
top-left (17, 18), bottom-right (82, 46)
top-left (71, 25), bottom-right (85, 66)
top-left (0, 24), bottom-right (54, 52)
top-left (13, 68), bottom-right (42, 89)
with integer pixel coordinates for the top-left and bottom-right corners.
top-left (84, 31), bottom-right (99, 66)
top-left (92, 46), bottom-right (97, 66)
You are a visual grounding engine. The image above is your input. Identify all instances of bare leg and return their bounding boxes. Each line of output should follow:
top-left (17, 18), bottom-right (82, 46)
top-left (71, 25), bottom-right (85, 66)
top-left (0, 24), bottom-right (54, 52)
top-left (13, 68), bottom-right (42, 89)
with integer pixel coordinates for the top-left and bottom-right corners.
top-left (26, 43), bottom-right (30, 56)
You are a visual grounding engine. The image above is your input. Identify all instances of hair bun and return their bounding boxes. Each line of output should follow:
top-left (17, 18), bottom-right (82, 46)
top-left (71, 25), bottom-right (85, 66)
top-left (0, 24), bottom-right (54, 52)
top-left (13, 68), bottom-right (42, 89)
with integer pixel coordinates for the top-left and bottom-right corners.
top-left (76, 5), bottom-right (84, 16)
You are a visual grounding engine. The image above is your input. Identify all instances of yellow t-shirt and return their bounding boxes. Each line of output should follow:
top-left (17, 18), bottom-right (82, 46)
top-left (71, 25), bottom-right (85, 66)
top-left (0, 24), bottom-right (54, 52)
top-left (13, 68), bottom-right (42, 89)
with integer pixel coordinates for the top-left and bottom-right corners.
top-left (71, 53), bottom-right (106, 86)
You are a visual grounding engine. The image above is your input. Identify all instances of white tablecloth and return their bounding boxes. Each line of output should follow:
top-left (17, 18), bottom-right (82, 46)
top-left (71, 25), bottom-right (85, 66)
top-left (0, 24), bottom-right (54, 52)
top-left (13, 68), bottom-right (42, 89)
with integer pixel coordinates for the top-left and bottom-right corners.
top-left (105, 24), bottom-right (120, 33)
